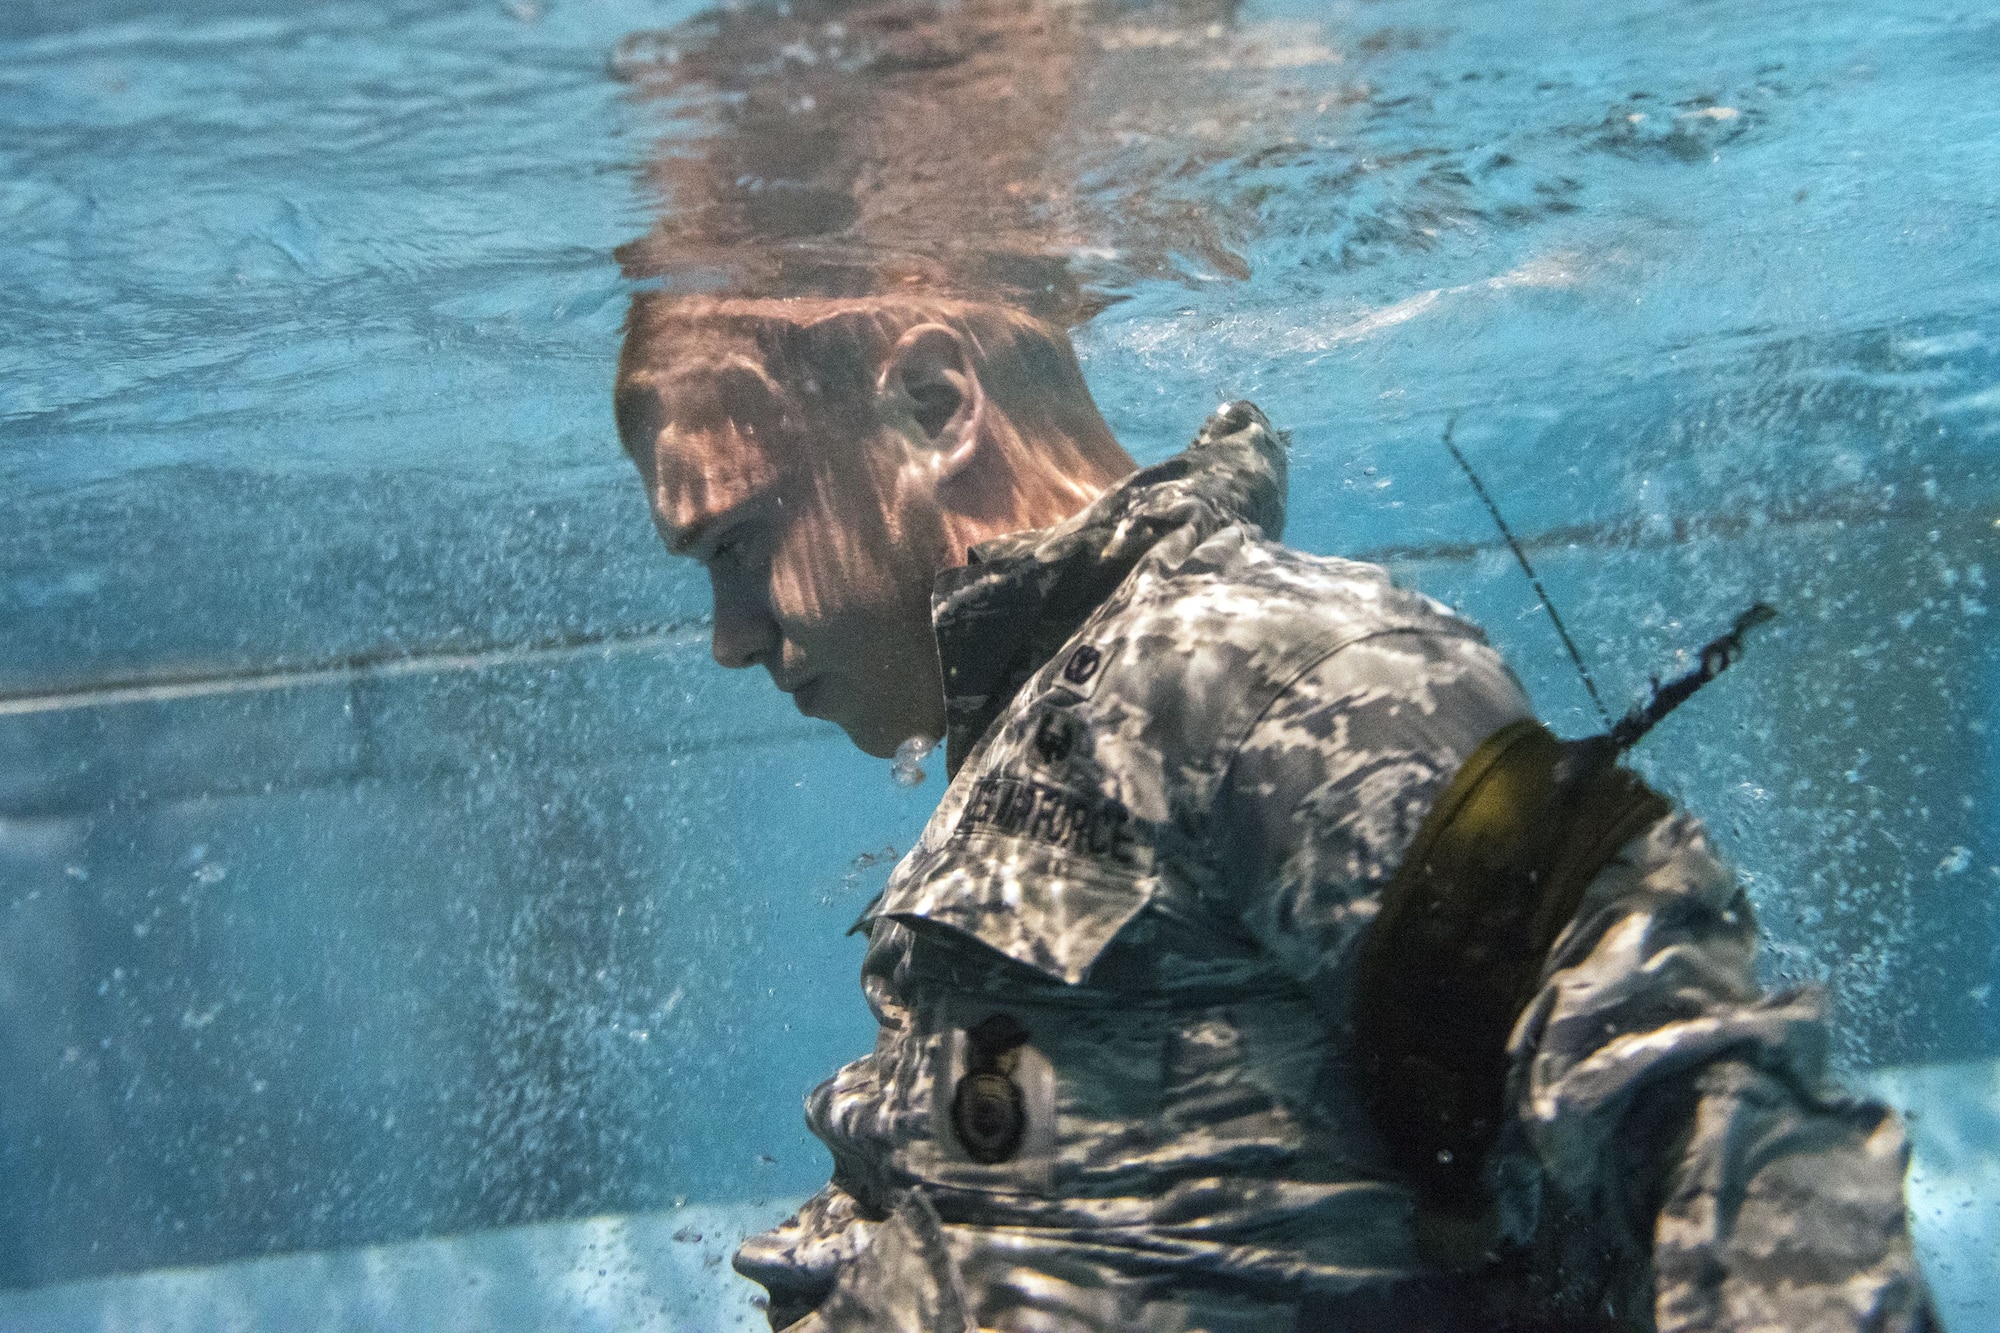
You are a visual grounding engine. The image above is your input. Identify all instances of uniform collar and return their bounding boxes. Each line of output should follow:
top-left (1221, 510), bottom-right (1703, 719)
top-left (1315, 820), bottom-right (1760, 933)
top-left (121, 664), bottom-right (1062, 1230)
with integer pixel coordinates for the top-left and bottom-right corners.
top-left (930, 401), bottom-right (1288, 776)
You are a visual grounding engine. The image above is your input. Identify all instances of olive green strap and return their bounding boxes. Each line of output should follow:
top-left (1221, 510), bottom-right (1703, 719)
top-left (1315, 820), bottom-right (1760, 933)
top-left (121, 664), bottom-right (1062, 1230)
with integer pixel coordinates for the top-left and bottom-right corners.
top-left (1355, 719), bottom-right (1671, 1212)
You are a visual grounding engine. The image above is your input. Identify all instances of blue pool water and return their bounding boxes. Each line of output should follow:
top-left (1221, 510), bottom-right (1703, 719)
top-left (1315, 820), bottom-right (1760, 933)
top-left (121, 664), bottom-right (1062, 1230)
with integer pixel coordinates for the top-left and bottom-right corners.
top-left (1, 0), bottom-right (1996, 1325)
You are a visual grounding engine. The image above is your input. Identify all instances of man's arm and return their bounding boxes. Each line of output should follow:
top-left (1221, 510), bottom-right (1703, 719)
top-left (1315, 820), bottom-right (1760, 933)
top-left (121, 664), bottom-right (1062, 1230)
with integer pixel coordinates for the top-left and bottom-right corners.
top-left (1217, 629), bottom-right (1937, 1330)
top-left (1513, 809), bottom-right (1937, 1331)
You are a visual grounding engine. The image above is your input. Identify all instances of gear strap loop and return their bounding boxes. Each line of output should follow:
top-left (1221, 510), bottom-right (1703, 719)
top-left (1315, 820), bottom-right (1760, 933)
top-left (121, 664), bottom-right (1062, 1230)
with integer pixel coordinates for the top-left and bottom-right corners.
top-left (1355, 719), bottom-right (1672, 1211)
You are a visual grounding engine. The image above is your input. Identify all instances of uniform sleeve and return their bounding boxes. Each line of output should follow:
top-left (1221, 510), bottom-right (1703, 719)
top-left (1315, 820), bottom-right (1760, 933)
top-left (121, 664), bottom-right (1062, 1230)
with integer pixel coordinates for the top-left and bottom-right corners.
top-left (1218, 632), bottom-right (1938, 1332)
top-left (1513, 810), bottom-right (1937, 1331)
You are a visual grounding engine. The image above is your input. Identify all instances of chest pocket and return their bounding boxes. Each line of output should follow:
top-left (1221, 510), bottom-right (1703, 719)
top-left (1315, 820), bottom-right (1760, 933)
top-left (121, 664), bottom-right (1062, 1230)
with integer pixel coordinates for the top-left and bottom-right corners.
top-left (876, 661), bottom-right (1166, 987)
top-left (874, 801), bottom-right (1159, 986)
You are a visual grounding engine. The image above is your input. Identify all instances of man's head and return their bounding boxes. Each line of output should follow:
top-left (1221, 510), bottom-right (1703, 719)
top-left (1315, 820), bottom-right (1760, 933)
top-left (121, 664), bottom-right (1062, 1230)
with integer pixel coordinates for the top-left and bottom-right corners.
top-left (616, 294), bottom-right (1134, 757)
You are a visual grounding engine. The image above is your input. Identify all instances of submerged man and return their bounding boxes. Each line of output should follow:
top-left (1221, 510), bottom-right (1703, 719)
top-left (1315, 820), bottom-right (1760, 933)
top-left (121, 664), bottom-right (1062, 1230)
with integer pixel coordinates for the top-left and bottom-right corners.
top-left (615, 293), bottom-right (1935, 1331)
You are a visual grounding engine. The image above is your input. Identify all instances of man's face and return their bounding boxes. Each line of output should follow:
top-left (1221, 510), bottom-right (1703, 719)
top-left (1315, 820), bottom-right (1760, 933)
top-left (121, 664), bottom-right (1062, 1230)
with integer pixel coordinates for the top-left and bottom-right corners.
top-left (619, 372), bottom-right (951, 758)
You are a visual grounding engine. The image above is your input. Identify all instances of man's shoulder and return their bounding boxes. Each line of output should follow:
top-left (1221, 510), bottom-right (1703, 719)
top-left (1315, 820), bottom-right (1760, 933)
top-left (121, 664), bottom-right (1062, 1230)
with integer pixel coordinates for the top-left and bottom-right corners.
top-left (1104, 524), bottom-right (1483, 671)
top-left (1036, 527), bottom-right (1488, 781)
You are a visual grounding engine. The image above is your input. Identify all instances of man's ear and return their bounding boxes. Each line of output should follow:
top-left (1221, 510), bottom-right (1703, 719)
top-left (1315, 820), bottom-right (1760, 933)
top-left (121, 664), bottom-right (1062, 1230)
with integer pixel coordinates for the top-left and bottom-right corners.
top-left (876, 323), bottom-right (986, 479)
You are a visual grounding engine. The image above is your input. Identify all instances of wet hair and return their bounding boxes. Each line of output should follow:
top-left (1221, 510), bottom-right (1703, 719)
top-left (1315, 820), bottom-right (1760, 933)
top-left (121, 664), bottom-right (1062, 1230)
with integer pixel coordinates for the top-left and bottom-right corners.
top-left (616, 292), bottom-right (1130, 485)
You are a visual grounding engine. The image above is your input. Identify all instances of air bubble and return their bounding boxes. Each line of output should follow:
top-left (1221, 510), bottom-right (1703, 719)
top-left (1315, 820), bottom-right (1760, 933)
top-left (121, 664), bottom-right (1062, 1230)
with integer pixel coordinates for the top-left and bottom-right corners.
top-left (891, 736), bottom-right (937, 787)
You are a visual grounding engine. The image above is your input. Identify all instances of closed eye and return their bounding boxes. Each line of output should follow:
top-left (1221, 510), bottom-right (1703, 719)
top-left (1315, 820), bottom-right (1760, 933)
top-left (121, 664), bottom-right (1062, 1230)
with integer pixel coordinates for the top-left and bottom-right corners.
top-left (672, 490), bottom-right (778, 564)
top-left (699, 516), bottom-right (758, 568)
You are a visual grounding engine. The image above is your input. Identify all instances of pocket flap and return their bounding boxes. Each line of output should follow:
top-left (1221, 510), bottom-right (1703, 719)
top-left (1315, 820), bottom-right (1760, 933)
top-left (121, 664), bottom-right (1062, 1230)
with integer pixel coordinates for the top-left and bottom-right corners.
top-left (877, 822), bottom-right (1157, 985)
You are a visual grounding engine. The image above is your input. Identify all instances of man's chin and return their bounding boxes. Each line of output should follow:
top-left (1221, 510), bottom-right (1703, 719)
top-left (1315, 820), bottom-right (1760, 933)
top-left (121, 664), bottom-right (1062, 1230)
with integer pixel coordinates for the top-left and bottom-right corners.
top-left (792, 691), bottom-right (893, 758)
top-left (829, 709), bottom-right (914, 761)
top-left (792, 683), bottom-right (932, 759)
top-left (841, 719), bottom-right (901, 760)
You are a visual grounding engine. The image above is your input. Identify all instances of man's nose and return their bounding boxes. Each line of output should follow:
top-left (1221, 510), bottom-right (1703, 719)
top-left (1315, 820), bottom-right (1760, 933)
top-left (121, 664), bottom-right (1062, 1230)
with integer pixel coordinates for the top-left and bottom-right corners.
top-left (709, 578), bottom-right (780, 671)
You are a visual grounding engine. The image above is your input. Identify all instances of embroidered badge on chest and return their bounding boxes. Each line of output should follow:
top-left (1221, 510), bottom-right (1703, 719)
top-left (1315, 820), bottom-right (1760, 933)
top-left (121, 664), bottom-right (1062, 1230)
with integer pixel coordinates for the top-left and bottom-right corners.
top-left (1032, 710), bottom-right (1076, 765)
top-left (1058, 642), bottom-right (1107, 699)
top-left (951, 1014), bottom-right (1031, 1164)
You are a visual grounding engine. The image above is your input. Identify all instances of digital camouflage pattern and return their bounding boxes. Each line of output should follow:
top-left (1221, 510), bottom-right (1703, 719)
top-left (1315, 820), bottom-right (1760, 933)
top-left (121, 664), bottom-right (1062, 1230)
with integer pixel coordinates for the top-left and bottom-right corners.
top-left (735, 405), bottom-right (1938, 1331)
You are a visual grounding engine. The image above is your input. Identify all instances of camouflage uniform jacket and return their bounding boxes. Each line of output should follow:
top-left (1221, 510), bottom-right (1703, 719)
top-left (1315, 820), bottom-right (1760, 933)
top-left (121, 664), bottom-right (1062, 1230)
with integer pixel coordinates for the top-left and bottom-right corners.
top-left (736, 404), bottom-right (1936, 1332)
